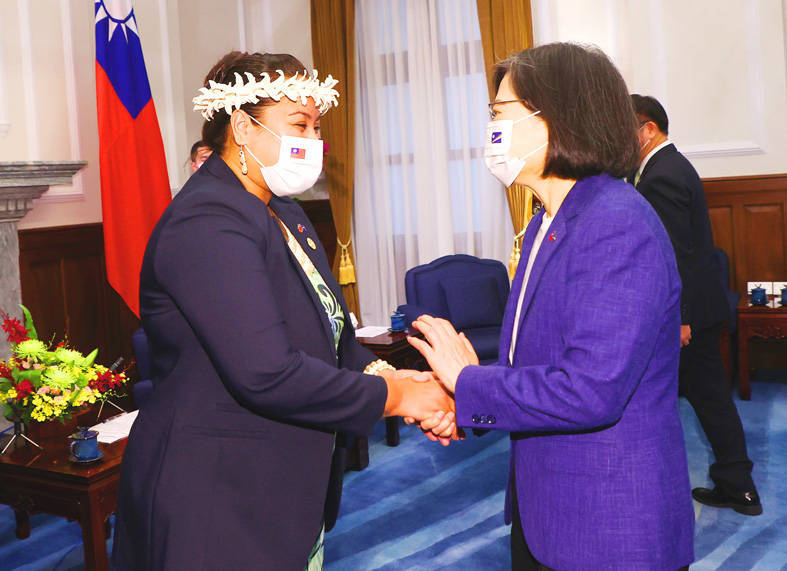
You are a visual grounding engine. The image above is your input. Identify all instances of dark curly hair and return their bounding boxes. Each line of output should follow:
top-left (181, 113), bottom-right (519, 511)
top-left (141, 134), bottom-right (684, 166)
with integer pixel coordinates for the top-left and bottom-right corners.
top-left (200, 51), bottom-right (305, 154)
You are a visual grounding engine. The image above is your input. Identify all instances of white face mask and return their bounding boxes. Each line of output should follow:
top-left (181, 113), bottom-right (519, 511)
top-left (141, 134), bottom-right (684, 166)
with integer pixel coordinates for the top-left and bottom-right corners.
top-left (484, 110), bottom-right (547, 187)
top-left (243, 115), bottom-right (324, 197)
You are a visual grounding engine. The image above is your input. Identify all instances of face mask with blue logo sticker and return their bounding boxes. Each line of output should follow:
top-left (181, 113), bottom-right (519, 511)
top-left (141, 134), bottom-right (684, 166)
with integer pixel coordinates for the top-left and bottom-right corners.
top-left (484, 110), bottom-right (547, 187)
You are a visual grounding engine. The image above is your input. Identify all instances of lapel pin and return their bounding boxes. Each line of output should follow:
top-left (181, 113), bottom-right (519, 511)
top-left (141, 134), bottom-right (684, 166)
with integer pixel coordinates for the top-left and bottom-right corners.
top-left (297, 223), bottom-right (306, 233)
top-left (306, 237), bottom-right (317, 250)
top-left (548, 232), bottom-right (556, 242)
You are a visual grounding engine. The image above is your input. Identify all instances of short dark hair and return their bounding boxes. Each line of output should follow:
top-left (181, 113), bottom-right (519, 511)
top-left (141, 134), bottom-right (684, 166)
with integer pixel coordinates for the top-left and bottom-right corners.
top-left (190, 140), bottom-right (209, 162)
top-left (494, 42), bottom-right (640, 180)
top-left (201, 51), bottom-right (306, 154)
top-left (630, 94), bottom-right (669, 135)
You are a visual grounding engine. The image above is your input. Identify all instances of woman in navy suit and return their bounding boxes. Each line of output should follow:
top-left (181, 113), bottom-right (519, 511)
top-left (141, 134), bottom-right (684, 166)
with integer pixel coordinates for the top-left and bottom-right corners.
top-left (112, 51), bottom-right (453, 570)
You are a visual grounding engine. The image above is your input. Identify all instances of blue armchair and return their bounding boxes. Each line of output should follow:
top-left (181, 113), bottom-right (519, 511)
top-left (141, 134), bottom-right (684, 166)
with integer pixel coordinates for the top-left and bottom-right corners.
top-left (397, 254), bottom-right (509, 365)
top-left (131, 328), bottom-right (154, 409)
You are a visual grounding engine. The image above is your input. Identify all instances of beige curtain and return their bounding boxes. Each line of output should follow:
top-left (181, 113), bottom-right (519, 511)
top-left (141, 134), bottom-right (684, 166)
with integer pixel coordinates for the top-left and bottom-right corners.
top-left (476, 0), bottom-right (535, 278)
top-left (311, 0), bottom-right (360, 316)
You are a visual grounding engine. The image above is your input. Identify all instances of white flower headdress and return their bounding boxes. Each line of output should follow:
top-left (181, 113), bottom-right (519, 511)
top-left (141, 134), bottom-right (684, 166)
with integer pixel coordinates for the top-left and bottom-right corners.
top-left (193, 69), bottom-right (339, 120)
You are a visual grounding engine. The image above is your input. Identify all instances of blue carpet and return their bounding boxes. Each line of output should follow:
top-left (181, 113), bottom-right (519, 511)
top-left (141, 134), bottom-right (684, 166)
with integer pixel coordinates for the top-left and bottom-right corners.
top-left (0, 376), bottom-right (784, 570)
top-left (326, 375), bottom-right (787, 570)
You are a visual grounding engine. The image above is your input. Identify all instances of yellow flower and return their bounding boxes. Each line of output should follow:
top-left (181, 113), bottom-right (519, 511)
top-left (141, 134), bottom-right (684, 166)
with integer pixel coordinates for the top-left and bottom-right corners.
top-left (5, 388), bottom-right (16, 399)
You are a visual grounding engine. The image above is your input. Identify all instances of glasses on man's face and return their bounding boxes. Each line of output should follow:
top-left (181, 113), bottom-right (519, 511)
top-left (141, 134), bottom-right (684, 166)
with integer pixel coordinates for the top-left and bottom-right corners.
top-left (488, 99), bottom-right (528, 120)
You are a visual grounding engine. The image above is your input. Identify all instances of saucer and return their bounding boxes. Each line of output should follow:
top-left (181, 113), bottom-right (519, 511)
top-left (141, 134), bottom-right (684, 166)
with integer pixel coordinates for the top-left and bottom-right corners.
top-left (69, 450), bottom-right (104, 464)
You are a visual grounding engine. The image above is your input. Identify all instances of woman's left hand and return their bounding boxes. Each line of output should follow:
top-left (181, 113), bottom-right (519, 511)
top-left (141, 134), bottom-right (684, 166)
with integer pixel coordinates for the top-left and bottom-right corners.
top-left (407, 315), bottom-right (479, 394)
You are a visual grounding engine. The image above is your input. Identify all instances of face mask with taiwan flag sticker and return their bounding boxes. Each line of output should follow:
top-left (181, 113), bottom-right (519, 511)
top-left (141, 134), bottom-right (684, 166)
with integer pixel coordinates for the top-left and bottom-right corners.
top-left (245, 115), bottom-right (324, 197)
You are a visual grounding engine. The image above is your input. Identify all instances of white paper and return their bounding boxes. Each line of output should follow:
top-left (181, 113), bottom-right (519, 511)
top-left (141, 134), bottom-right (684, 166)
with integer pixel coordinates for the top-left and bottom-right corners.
top-left (90, 410), bottom-right (139, 444)
top-left (354, 325), bottom-right (390, 338)
top-left (747, 281), bottom-right (774, 295)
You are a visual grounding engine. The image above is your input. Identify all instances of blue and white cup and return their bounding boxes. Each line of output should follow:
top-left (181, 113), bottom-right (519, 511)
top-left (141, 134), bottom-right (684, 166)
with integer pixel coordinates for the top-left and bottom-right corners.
top-left (750, 285), bottom-right (768, 306)
top-left (390, 312), bottom-right (406, 332)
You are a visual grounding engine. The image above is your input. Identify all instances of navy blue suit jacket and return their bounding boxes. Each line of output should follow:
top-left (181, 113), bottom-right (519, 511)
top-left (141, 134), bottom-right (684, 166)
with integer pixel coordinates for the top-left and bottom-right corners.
top-left (113, 154), bottom-right (386, 570)
top-left (636, 144), bottom-right (727, 331)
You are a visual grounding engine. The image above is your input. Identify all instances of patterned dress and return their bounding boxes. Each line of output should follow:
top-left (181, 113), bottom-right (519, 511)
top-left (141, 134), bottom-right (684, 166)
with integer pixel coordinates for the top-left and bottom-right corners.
top-left (277, 219), bottom-right (343, 570)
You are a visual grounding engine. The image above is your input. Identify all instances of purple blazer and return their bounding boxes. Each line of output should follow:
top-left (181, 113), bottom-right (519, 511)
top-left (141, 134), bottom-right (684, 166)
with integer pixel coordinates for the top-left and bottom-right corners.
top-left (455, 174), bottom-right (694, 570)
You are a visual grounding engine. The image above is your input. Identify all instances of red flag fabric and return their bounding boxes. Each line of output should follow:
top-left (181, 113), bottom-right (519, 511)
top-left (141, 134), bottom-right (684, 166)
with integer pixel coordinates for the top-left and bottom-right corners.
top-left (95, 0), bottom-right (171, 317)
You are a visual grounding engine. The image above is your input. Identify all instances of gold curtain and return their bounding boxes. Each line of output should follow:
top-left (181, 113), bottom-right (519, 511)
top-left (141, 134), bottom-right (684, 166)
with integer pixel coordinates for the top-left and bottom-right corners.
top-left (476, 0), bottom-right (534, 279)
top-left (311, 0), bottom-right (360, 316)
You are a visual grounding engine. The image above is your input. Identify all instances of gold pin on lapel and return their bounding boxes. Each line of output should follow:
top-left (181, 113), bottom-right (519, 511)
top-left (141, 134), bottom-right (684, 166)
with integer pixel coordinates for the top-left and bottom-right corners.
top-left (307, 237), bottom-right (317, 250)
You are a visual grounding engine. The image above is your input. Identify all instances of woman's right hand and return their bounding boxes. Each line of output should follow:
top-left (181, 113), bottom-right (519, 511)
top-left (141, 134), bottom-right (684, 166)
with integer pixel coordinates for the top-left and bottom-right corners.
top-left (381, 369), bottom-right (457, 445)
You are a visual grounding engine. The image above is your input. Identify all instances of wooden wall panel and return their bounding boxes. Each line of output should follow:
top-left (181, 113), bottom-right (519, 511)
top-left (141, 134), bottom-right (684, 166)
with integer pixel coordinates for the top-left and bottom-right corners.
top-left (703, 174), bottom-right (787, 296)
top-left (708, 205), bottom-right (734, 287)
top-left (300, 199), bottom-right (337, 264)
top-left (18, 224), bottom-right (140, 379)
top-left (742, 204), bottom-right (785, 283)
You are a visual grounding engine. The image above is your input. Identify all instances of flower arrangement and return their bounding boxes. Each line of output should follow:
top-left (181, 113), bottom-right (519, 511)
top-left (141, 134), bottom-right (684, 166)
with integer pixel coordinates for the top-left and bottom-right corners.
top-left (0, 306), bottom-right (128, 425)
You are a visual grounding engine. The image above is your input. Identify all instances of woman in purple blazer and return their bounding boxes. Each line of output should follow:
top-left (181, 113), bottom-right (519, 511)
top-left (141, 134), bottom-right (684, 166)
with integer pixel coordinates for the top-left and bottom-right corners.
top-left (410, 43), bottom-right (694, 570)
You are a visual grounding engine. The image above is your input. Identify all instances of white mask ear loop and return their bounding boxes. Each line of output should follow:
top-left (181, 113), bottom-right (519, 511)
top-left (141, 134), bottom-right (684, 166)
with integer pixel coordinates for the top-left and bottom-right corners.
top-left (243, 113), bottom-right (280, 168)
top-left (248, 114), bottom-right (281, 140)
top-left (511, 110), bottom-right (546, 160)
top-left (513, 109), bottom-right (541, 125)
top-left (521, 141), bottom-right (548, 161)
top-left (514, 109), bottom-right (548, 160)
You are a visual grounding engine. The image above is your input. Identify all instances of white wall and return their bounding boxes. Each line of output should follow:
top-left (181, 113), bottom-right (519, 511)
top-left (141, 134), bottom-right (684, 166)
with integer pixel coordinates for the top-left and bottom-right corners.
top-left (532, 0), bottom-right (787, 178)
top-left (0, 0), bottom-right (311, 230)
top-left (5, 0), bottom-right (781, 231)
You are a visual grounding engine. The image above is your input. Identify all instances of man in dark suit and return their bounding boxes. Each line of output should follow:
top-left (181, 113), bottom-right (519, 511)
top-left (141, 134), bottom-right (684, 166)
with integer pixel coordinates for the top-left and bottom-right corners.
top-left (631, 94), bottom-right (761, 515)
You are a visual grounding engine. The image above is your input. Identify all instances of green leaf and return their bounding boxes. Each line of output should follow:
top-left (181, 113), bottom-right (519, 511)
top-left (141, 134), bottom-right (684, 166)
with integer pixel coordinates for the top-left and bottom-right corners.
top-left (82, 349), bottom-right (98, 368)
top-left (19, 305), bottom-right (38, 340)
top-left (15, 369), bottom-right (43, 384)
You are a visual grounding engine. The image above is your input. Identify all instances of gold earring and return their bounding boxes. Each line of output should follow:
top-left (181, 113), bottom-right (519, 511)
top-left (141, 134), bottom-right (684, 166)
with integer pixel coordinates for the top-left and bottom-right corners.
top-left (239, 147), bottom-right (248, 175)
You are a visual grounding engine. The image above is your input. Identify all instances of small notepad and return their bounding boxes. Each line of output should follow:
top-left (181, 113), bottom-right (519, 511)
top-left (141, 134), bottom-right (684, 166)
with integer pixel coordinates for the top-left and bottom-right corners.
top-left (90, 410), bottom-right (139, 443)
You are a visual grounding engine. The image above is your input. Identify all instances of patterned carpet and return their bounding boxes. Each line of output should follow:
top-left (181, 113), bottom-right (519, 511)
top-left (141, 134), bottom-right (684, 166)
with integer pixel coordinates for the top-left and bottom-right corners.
top-left (0, 375), bottom-right (785, 570)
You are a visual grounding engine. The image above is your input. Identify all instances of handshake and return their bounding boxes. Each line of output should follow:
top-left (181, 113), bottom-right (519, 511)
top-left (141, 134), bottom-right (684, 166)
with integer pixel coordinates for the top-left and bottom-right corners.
top-left (378, 315), bottom-right (480, 446)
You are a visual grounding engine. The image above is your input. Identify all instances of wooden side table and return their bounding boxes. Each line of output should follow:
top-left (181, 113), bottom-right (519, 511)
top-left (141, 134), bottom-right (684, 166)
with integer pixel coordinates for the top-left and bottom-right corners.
top-left (736, 297), bottom-right (787, 400)
top-left (0, 434), bottom-right (126, 571)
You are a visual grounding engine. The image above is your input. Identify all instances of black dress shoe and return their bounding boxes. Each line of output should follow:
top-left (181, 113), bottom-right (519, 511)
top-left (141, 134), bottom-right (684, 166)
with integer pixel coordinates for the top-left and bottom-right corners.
top-left (692, 486), bottom-right (763, 516)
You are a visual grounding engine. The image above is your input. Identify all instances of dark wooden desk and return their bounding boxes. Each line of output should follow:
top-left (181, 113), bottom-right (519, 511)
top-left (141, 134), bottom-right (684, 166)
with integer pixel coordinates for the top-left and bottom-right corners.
top-left (345, 329), bottom-right (426, 470)
top-left (736, 297), bottom-right (787, 400)
top-left (0, 435), bottom-right (126, 571)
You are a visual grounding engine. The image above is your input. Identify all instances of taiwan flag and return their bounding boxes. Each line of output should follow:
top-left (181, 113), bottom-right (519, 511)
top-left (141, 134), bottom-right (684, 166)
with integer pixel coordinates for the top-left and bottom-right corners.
top-left (95, 0), bottom-right (171, 317)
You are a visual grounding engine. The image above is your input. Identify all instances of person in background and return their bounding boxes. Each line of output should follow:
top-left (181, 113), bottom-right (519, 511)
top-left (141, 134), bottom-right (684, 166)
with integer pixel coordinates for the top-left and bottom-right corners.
top-left (189, 139), bottom-right (212, 171)
top-left (112, 51), bottom-right (454, 571)
top-left (631, 94), bottom-right (761, 516)
top-left (409, 43), bottom-right (694, 570)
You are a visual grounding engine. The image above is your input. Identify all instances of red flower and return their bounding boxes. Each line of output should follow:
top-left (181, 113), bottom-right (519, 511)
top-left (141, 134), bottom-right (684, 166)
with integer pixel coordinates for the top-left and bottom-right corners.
top-left (14, 379), bottom-right (33, 400)
top-left (1, 312), bottom-right (29, 345)
top-left (0, 361), bottom-right (12, 380)
top-left (56, 341), bottom-right (66, 348)
top-left (89, 370), bottom-right (125, 393)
